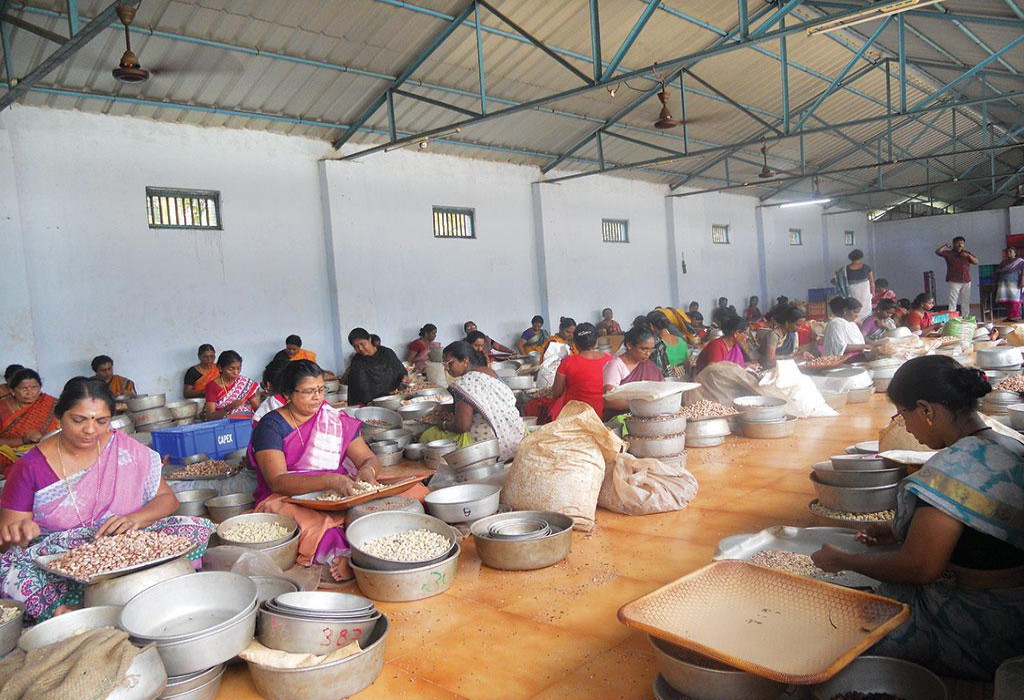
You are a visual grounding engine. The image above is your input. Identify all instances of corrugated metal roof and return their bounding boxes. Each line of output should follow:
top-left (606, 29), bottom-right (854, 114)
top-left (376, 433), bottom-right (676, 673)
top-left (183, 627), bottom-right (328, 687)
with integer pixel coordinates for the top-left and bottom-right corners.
top-left (2, 0), bottom-right (1022, 211)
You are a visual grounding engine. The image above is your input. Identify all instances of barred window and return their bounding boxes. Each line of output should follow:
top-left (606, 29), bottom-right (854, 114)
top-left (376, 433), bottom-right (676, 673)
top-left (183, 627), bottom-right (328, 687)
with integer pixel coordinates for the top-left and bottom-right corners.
top-left (601, 219), bottom-right (629, 243)
top-left (788, 228), bottom-right (803, 246)
top-left (146, 188), bottom-right (221, 229)
top-left (433, 207), bottom-right (475, 239)
top-left (844, 230), bottom-right (856, 246)
top-left (711, 224), bottom-right (730, 245)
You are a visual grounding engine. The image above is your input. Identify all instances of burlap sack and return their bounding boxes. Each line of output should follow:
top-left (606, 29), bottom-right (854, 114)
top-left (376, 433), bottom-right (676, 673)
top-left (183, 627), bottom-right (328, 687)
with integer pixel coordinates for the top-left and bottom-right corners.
top-left (0, 628), bottom-right (139, 700)
top-left (598, 453), bottom-right (698, 516)
top-left (503, 401), bottom-right (624, 531)
top-left (240, 639), bottom-right (361, 669)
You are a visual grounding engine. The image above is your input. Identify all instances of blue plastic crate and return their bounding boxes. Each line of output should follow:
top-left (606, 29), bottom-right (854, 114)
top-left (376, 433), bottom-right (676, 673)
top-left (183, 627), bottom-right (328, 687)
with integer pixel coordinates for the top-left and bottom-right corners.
top-left (150, 419), bottom-right (253, 464)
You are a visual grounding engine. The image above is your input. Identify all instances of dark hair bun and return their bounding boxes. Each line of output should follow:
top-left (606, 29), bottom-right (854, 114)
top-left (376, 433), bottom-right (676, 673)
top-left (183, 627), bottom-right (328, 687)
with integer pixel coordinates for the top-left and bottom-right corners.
top-left (953, 367), bottom-right (991, 400)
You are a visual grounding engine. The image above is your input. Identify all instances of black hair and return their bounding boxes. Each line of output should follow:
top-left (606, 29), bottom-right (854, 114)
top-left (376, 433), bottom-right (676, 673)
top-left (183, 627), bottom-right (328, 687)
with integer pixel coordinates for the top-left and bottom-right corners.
top-left (91, 355), bottom-right (113, 372)
top-left (876, 299), bottom-right (898, 313)
top-left (953, 236), bottom-right (966, 244)
top-left (718, 297), bottom-right (728, 305)
top-left (216, 350), bottom-right (242, 369)
top-left (774, 304), bottom-right (805, 326)
top-left (848, 248), bottom-right (864, 261)
top-left (688, 301), bottom-right (699, 309)
top-left (911, 293), bottom-right (933, 309)
top-left (197, 344), bottom-right (215, 357)
top-left (602, 307), bottom-right (613, 315)
top-left (897, 298), bottom-right (911, 309)
top-left (370, 335), bottom-right (381, 347)
top-left (720, 313), bottom-right (748, 335)
top-left (558, 317), bottom-right (576, 332)
top-left (632, 315), bottom-right (651, 331)
top-left (280, 359), bottom-right (323, 395)
top-left (442, 340), bottom-right (474, 364)
top-left (463, 321), bottom-right (476, 333)
top-left (776, 296), bottom-right (789, 305)
top-left (285, 334), bottom-right (302, 347)
top-left (9, 368), bottom-right (41, 390)
top-left (466, 330), bottom-right (487, 345)
top-left (888, 355), bottom-right (990, 415)
top-left (573, 322), bottom-right (598, 351)
top-left (876, 278), bottom-right (889, 289)
top-left (624, 326), bottom-right (655, 348)
top-left (844, 297), bottom-right (863, 313)
top-left (4, 364), bottom-right (24, 382)
top-left (748, 296), bottom-right (759, 305)
top-left (646, 310), bottom-right (670, 331)
top-left (531, 315), bottom-right (544, 325)
top-left (419, 324), bottom-right (437, 338)
top-left (262, 358), bottom-right (290, 392)
top-left (54, 376), bottom-right (114, 418)
top-left (828, 297), bottom-right (846, 315)
top-left (347, 327), bottom-right (370, 345)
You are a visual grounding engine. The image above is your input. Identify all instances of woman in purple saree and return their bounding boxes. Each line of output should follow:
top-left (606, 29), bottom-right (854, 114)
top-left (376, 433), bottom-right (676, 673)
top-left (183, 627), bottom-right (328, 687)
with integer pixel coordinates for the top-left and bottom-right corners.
top-left (0, 378), bottom-right (213, 621)
top-left (603, 327), bottom-right (664, 416)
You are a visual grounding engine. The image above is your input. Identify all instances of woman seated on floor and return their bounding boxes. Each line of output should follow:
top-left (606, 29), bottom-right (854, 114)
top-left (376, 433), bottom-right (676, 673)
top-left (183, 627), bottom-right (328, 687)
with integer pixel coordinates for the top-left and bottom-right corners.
top-left (420, 341), bottom-right (524, 462)
top-left (753, 303), bottom-right (806, 368)
top-left (0, 377), bottom-right (213, 620)
top-left (406, 324), bottom-right (439, 374)
top-left (0, 364), bottom-right (24, 402)
top-left (541, 317), bottom-right (578, 357)
top-left (345, 328), bottom-right (407, 406)
top-left (516, 316), bottom-right (548, 355)
top-left (596, 308), bottom-right (623, 337)
top-left (0, 369), bottom-right (57, 476)
top-left (904, 293), bottom-right (943, 335)
top-left (204, 350), bottom-right (261, 420)
top-left (822, 297), bottom-right (869, 357)
top-left (694, 313), bottom-right (748, 376)
top-left (250, 361), bottom-right (382, 583)
top-left (548, 323), bottom-right (610, 421)
top-left (466, 331), bottom-right (493, 370)
top-left (273, 334), bottom-right (318, 364)
top-left (603, 326), bottom-right (661, 414)
top-left (647, 311), bottom-right (689, 377)
top-left (91, 355), bottom-right (135, 396)
top-left (860, 299), bottom-right (898, 341)
top-left (463, 321), bottom-right (515, 358)
top-left (183, 344), bottom-right (219, 399)
top-left (812, 356), bottom-right (1024, 680)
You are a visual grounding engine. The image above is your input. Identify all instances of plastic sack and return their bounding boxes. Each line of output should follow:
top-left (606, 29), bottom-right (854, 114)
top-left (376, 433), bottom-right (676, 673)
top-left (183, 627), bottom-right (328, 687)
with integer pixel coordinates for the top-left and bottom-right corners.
top-left (202, 545), bottom-right (320, 591)
top-left (535, 342), bottom-right (571, 390)
top-left (944, 316), bottom-right (977, 350)
top-left (689, 363), bottom-right (761, 406)
top-left (808, 368), bottom-right (872, 395)
top-left (758, 360), bottom-right (837, 418)
top-left (604, 380), bottom-right (699, 402)
top-left (871, 336), bottom-right (939, 359)
top-left (598, 452), bottom-right (698, 515)
top-left (503, 400), bottom-right (624, 532)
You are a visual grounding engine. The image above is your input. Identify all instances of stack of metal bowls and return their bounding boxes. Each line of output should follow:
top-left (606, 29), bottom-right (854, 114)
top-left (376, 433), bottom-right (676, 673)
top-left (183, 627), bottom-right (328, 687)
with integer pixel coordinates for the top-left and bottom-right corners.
top-left (866, 358), bottom-right (904, 393)
top-left (19, 606), bottom-right (168, 700)
top-left (977, 346), bottom-right (1024, 372)
top-left (424, 483), bottom-right (501, 523)
top-left (325, 379), bottom-right (346, 405)
top-left (127, 394), bottom-right (173, 432)
top-left (471, 510), bottom-right (572, 570)
top-left (110, 413), bottom-right (135, 434)
top-left (625, 412), bottom-right (687, 468)
top-left (120, 571), bottom-right (258, 677)
top-left (732, 396), bottom-right (796, 439)
top-left (166, 400), bottom-right (201, 426)
top-left (160, 665), bottom-right (226, 700)
top-left (352, 407), bottom-right (402, 441)
top-left (258, 591), bottom-right (380, 654)
top-left (810, 454), bottom-right (899, 514)
top-left (84, 556), bottom-right (194, 608)
top-left (984, 390), bottom-right (1022, 425)
top-left (204, 492), bottom-right (256, 523)
top-left (368, 438), bottom-right (404, 466)
top-left (423, 438), bottom-right (458, 469)
top-left (442, 439), bottom-right (499, 476)
top-left (650, 636), bottom-right (784, 700)
top-left (346, 512), bottom-right (459, 602)
top-left (811, 459), bottom-right (906, 489)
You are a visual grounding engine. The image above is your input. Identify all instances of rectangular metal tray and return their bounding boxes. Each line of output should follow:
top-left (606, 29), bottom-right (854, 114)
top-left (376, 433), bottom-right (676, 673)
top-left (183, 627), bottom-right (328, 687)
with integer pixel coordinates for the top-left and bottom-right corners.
top-left (35, 542), bottom-right (198, 585)
top-left (618, 560), bottom-right (909, 685)
top-left (712, 525), bottom-right (898, 589)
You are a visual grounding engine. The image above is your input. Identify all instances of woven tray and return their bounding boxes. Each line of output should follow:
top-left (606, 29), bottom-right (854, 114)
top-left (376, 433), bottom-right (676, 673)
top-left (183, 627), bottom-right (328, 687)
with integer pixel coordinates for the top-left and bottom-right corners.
top-left (286, 474), bottom-right (427, 511)
top-left (618, 560), bottom-right (909, 685)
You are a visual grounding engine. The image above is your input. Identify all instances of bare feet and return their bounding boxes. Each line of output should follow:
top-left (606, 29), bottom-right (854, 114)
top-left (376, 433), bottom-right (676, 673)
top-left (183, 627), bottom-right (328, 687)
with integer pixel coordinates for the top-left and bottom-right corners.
top-left (53, 604), bottom-right (81, 616)
top-left (329, 556), bottom-right (353, 583)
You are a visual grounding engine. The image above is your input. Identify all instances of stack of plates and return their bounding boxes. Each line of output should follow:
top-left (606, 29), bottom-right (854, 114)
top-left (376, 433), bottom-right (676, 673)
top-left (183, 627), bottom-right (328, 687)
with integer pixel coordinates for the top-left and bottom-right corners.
top-left (258, 591), bottom-right (381, 654)
top-left (482, 517), bottom-right (551, 541)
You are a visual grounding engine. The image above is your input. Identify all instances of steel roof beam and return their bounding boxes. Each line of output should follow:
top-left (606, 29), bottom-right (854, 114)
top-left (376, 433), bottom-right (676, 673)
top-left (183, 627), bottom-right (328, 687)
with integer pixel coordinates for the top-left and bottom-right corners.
top-left (682, 68), bottom-right (783, 135)
top-left (332, 0), bottom-right (476, 149)
top-left (749, 0), bottom-right (806, 39)
top-left (602, 0), bottom-right (661, 79)
top-left (905, 58), bottom-right (1024, 82)
top-left (0, 0), bottom-right (136, 112)
top-left (1006, 0), bottom-right (1024, 21)
top-left (971, 164), bottom-right (1024, 210)
top-left (0, 1), bottom-right (13, 84)
top-left (392, 87), bottom-right (480, 118)
top-left (2, 12), bottom-right (66, 44)
top-left (806, 1), bottom-right (1024, 28)
top-left (912, 34), bottom-right (1024, 111)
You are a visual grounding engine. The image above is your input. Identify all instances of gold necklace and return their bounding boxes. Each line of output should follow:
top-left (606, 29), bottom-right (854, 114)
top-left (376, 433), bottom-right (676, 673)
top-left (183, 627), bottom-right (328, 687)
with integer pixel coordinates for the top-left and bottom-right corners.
top-left (286, 406), bottom-right (308, 447)
top-left (56, 436), bottom-right (99, 528)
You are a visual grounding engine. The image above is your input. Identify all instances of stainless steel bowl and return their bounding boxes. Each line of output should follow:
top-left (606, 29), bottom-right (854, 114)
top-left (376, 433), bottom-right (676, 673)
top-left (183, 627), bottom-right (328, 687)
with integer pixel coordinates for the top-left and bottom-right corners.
top-left (174, 489), bottom-right (217, 518)
top-left (85, 556), bottom-right (194, 608)
top-left (346, 511), bottom-right (457, 572)
top-left (650, 636), bottom-right (785, 700)
top-left (127, 394), bottom-right (166, 412)
top-left (250, 576), bottom-right (300, 605)
top-left (217, 512), bottom-right (298, 549)
top-left (812, 462), bottom-right (906, 488)
top-left (732, 396), bottom-right (787, 423)
top-left (19, 605), bottom-right (122, 650)
top-left (351, 548), bottom-right (460, 602)
top-left (424, 483), bottom-right (501, 523)
top-left (471, 511), bottom-right (573, 571)
top-left (404, 443), bottom-right (425, 460)
top-left (454, 461), bottom-right (508, 484)
top-left (830, 454), bottom-right (886, 471)
top-left (204, 493), bottom-right (255, 523)
top-left (686, 417), bottom-right (731, 439)
top-left (166, 401), bottom-right (200, 420)
top-left (121, 571), bottom-right (256, 641)
top-left (397, 403), bottom-right (435, 421)
top-left (247, 616), bottom-right (389, 700)
top-left (275, 591), bottom-right (374, 614)
top-left (203, 532), bottom-right (300, 573)
top-left (371, 395), bottom-right (404, 412)
top-left (0, 599), bottom-right (23, 656)
top-left (503, 375), bottom-right (534, 390)
top-left (376, 428), bottom-right (414, 449)
top-left (257, 605), bottom-right (379, 654)
top-left (978, 346), bottom-right (1024, 369)
top-left (151, 605), bottom-right (257, 677)
top-left (324, 379), bottom-right (342, 393)
top-left (352, 407), bottom-right (402, 435)
top-left (625, 413), bottom-right (687, 438)
top-left (739, 416), bottom-right (797, 439)
top-left (629, 393), bottom-right (683, 418)
top-left (1008, 403), bottom-right (1024, 430)
top-left (810, 656), bottom-right (948, 700)
top-left (161, 664), bottom-right (224, 700)
top-left (627, 433), bottom-right (687, 458)
top-left (810, 473), bottom-right (899, 513)
top-left (132, 407), bottom-right (174, 427)
top-left (110, 414), bottom-right (135, 431)
top-left (375, 450), bottom-right (404, 467)
top-left (443, 439), bottom-right (499, 469)
top-left (369, 439), bottom-right (402, 455)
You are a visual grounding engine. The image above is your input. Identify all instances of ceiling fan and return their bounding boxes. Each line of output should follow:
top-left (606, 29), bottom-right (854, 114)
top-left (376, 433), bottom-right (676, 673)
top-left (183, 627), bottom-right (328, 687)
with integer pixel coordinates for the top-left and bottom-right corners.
top-left (654, 86), bottom-right (680, 129)
top-left (756, 140), bottom-right (800, 178)
top-left (111, 4), bottom-right (148, 83)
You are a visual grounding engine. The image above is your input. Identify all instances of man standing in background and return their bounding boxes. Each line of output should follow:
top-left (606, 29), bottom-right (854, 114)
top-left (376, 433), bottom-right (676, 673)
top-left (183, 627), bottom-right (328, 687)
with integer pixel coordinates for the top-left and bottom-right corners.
top-left (935, 236), bottom-right (978, 314)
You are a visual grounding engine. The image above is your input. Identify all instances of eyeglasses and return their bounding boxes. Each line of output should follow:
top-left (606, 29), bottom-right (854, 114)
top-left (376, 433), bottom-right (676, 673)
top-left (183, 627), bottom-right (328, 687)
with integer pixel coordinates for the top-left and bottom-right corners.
top-left (294, 386), bottom-right (328, 397)
top-left (635, 346), bottom-right (655, 354)
top-left (890, 410), bottom-right (906, 426)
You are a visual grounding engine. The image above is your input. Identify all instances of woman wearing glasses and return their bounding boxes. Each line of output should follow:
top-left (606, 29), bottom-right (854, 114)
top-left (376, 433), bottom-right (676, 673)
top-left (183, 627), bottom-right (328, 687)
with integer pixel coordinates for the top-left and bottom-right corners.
top-left (250, 360), bottom-right (381, 584)
top-left (602, 326), bottom-right (663, 415)
top-left (812, 355), bottom-right (1024, 680)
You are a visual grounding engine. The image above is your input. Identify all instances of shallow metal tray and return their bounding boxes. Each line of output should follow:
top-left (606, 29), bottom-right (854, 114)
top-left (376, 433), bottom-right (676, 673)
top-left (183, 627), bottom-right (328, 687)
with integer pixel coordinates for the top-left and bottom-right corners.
top-left (35, 542), bottom-right (199, 585)
top-left (162, 462), bottom-right (244, 481)
top-left (713, 525), bottom-right (897, 589)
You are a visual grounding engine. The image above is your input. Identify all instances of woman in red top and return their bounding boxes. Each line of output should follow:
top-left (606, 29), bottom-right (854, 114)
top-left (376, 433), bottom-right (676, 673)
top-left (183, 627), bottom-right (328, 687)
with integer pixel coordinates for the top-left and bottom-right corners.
top-left (549, 323), bottom-right (610, 420)
top-left (905, 294), bottom-right (940, 334)
top-left (694, 314), bottom-right (748, 376)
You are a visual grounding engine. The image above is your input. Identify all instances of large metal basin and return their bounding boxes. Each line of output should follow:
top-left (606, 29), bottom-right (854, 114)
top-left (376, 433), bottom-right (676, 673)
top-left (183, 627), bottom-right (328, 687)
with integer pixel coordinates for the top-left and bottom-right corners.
top-left (625, 413), bottom-right (686, 438)
top-left (732, 396), bottom-right (787, 423)
top-left (739, 416), bottom-right (797, 439)
top-left (247, 616), bottom-right (388, 700)
top-left (810, 473), bottom-right (899, 513)
top-left (127, 394), bottom-right (166, 412)
top-left (85, 556), bottom-right (194, 608)
top-left (346, 511), bottom-right (457, 572)
top-left (812, 462), bottom-right (906, 488)
top-left (627, 433), bottom-right (686, 458)
top-left (174, 489), bottom-right (217, 518)
top-left (19, 605), bottom-right (122, 651)
top-left (0, 600), bottom-right (23, 656)
top-left (424, 483), bottom-right (501, 523)
top-left (204, 492), bottom-right (255, 523)
top-left (151, 605), bottom-right (257, 677)
top-left (443, 439), bottom-right (499, 468)
top-left (161, 664), bottom-right (224, 700)
top-left (217, 512), bottom-right (298, 549)
top-left (471, 511), bottom-right (573, 571)
top-left (121, 571), bottom-right (256, 641)
top-left (629, 393), bottom-right (683, 418)
top-left (650, 636), bottom-right (784, 700)
top-left (811, 656), bottom-right (947, 700)
top-left (257, 605), bottom-right (380, 654)
top-left (351, 547), bottom-right (459, 602)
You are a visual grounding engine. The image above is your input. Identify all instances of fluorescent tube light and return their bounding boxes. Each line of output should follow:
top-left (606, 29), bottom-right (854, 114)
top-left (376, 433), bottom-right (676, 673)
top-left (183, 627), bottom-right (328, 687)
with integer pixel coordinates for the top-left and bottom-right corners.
top-left (807, 0), bottom-right (945, 36)
top-left (384, 126), bottom-right (462, 152)
top-left (779, 198), bottom-right (832, 208)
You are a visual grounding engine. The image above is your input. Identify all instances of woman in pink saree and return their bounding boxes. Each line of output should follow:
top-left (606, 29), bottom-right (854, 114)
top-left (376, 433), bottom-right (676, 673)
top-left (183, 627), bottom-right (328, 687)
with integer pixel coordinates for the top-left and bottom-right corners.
top-left (0, 378), bottom-right (213, 620)
top-left (602, 327), bottom-right (664, 415)
top-left (250, 361), bottom-right (403, 583)
top-left (204, 350), bottom-right (261, 420)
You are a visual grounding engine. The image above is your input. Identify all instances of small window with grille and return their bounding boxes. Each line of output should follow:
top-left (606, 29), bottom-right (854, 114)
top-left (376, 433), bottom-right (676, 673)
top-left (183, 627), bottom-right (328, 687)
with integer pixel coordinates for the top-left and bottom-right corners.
top-left (844, 230), bottom-right (856, 246)
top-left (432, 206), bottom-right (475, 239)
top-left (146, 188), bottom-right (221, 229)
top-left (601, 219), bottom-right (629, 243)
top-left (788, 228), bottom-right (803, 246)
top-left (711, 223), bottom-right (730, 245)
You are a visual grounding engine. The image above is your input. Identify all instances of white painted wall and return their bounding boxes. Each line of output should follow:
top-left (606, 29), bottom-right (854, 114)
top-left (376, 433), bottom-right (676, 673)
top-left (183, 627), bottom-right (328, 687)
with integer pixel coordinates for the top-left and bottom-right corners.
top-left (870, 209), bottom-right (1010, 305)
top-left (1009, 205), bottom-right (1024, 235)
top-left (761, 204), bottom-right (833, 304)
top-left (2, 106), bottom-right (335, 399)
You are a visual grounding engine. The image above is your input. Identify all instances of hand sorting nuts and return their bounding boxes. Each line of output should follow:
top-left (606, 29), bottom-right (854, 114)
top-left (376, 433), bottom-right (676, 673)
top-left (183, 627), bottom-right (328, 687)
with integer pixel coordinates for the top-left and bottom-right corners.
top-left (221, 521), bottom-right (292, 543)
top-left (316, 481), bottom-right (383, 501)
top-left (49, 530), bottom-right (192, 580)
top-left (680, 400), bottom-right (737, 420)
top-left (750, 549), bottom-right (841, 581)
top-left (361, 529), bottom-right (452, 563)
